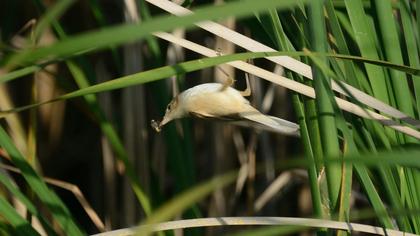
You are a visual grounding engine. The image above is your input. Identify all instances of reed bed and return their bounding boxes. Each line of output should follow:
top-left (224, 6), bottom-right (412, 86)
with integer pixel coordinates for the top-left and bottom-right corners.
top-left (0, 0), bottom-right (419, 235)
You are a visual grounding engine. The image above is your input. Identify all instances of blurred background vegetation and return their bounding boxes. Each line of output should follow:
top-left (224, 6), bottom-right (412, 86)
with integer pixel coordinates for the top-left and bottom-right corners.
top-left (0, 0), bottom-right (420, 235)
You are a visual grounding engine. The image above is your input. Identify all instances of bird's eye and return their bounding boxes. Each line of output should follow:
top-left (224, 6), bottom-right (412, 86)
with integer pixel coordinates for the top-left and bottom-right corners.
top-left (166, 98), bottom-right (177, 112)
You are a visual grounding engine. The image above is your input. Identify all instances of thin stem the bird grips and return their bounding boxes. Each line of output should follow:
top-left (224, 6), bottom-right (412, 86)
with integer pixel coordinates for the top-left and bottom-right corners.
top-left (216, 67), bottom-right (235, 90)
top-left (215, 48), bottom-right (235, 89)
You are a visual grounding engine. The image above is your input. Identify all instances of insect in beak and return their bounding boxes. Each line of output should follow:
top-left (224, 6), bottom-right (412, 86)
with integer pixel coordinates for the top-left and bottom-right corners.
top-left (151, 119), bottom-right (162, 132)
top-left (151, 115), bottom-right (172, 132)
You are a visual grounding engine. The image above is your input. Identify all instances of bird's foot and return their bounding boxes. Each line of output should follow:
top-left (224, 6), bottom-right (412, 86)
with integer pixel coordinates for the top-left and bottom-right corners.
top-left (221, 76), bottom-right (236, 90)
top-left (239, 73), bottom-right (251, 97)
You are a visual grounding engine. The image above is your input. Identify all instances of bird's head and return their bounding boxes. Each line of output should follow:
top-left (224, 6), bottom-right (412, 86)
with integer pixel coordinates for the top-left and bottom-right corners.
top-left (152, 95), bottom-right (185, 132)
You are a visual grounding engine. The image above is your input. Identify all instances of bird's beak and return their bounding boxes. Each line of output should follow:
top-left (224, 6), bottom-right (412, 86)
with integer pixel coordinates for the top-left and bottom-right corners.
top-left (159, 115), bottom-right (171, 128)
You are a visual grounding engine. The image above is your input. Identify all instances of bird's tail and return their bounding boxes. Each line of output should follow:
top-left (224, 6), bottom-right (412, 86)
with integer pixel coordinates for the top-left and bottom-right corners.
top-left (238, 109), bottom-right (300, 137)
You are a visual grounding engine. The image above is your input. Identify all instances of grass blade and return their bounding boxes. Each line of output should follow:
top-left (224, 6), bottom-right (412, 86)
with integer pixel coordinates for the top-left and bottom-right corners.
top-left (2, 51), bottom-right (420, 139)
top-left (5, 0), bottom-right (305, 69)
top-left (0, 172), bottom-right (57, 235)
top-left (0, 126), bottom-right (83, 235)
top-left (32, 0), bottom-right (75, 42)
top-left (0, 196), bottom-right (40, 236)
top-left (309, 0), bottom-right (341, 211)
top-left (344, 0), bottom-right (390, 104)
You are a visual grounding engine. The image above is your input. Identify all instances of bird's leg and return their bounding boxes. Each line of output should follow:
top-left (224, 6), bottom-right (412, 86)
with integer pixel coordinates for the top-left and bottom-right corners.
top-left (215, 49), bottom-right (236, 90)
top-left (240, 60), bottom-right (252, 96)
top-left (216, 66), bottom-right (236, 91)
top-left (223, 76), bottom-right (235, 90)
top-left (239, 73), bottom-right (251, 97)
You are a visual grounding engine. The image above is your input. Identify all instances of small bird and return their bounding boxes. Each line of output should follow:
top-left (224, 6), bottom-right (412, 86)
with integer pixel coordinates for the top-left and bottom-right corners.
top-left (151, 80), bottom-right (300, 137)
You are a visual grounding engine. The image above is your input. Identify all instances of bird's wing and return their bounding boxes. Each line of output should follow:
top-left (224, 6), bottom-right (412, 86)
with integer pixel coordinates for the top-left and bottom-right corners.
top-left (190, 111), bottom-right (240, 121)
top-left (237, 109), bottom-right (300, 137)
top-left (191, 109), bottom-right (300, 136)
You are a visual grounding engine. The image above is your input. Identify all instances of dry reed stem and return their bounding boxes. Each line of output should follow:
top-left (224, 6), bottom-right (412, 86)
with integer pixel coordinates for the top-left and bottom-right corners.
top-left (92, 216), bottom-right (417, 236)
top-left (0, 163), bottom-right (105, 232)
